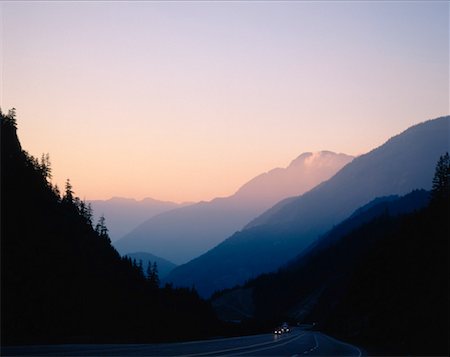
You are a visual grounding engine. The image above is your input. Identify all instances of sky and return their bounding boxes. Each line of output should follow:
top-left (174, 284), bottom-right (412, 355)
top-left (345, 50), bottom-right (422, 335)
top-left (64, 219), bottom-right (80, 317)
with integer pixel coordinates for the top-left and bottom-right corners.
top-left (1, 1), bottom-right (448, 203)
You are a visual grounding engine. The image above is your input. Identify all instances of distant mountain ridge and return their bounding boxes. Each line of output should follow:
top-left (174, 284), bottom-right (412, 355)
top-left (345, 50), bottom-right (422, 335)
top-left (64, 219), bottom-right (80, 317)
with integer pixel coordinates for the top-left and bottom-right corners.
top-left (164, 116), bottom-right (450, 297)
top-left (88, 197), bottom-right (188, 241)
top-left (113, 151), bottom-right (353, 264)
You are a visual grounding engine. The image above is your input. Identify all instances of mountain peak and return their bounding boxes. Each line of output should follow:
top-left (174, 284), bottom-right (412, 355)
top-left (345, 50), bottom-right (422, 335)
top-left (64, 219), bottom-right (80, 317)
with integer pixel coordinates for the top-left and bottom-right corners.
top-left (232, 151), bottom-right (354, 204)
top-left (288, 151), bottom-right (353, 169)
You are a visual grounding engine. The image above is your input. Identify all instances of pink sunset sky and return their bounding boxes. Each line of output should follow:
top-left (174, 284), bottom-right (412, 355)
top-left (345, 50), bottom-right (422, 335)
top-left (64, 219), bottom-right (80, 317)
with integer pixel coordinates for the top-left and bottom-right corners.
top-left (1, 1), bottom-right (448, 203)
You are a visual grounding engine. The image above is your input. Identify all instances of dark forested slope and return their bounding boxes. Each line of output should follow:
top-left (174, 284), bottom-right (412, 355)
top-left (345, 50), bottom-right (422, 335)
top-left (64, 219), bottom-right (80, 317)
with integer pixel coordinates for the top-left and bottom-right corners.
top-left (322, 159), bottom-right (449, 355)
top-left (1, 111), bottom-right (218, 345)
top-left (213, 155), bottom-right (449, 355)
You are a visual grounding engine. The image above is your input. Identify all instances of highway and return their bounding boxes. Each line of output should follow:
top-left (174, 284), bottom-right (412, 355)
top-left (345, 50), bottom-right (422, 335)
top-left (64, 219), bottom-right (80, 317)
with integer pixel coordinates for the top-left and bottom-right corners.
top-left (2, 327), bottom-right (363, 356)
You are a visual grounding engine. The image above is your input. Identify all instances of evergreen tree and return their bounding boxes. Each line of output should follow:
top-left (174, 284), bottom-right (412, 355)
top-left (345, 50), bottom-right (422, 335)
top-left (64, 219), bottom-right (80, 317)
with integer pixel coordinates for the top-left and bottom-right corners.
top-left (6, 107), bottom-right (17, 127)
top-left (146, 261), bottom-right (153, 279)
top-left (148, 262), bottom-right (160, 289)
top-left (52, 184), bottom-right (61, 201)
top-left (79, 200), bottom-right (86, 216)
top-left (1, 107), bottom-right (17, 128)
top-left (85, 203), bottom-right (94, 227)
top-left (152, 262), bottom-right (160, 287)
top-left (431, 152), bottom-right (450, 203)
top-left (74, 196), bottom-right (81, 210)
top-left (95, 215), bottom-right (109, 241)
top-left (78, 200), bottom-right (92, 225)
top-left (7, 107), bottom-right (16, 119)
top-left (39, 153), bottom-right (52, 182)
top-left (63, 178), bottom-right (74, 204)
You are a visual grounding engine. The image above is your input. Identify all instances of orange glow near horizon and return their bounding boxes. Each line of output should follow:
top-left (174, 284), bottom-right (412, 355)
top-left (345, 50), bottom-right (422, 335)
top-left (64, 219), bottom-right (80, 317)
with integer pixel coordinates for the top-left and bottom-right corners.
top-left (2, 2), bottom-right (448, 203)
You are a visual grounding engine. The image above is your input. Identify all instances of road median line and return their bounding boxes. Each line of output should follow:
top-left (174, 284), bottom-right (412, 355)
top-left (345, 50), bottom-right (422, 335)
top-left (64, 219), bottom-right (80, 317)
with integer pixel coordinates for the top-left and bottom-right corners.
top-left (180, 331), bottom-right (306, 357)
top-left (231, 332), bottom-right (310, 356)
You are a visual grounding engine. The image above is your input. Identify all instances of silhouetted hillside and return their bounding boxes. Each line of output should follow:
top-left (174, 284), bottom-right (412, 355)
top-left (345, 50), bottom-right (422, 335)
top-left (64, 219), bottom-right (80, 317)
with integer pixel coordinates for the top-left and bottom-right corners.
top-left (212, 189), bottom-right (430, 319)
top-left (1, 111), bottom-right (219, 345)
top-left (323, 153), bottom-right (449, 355)
top-left (322, 190), bottom-right (449, 355)
top-left (246, 190), bottom-right (432, 319)
top-left (166, 116), bottom-right (449, 297)
top-left (212, 159), bottom-right (449, 355)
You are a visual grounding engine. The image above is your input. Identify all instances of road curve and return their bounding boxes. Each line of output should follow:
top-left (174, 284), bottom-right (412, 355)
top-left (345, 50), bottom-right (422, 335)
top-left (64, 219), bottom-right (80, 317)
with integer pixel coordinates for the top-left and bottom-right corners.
top-left (2, 327), bottom-right (362, 356)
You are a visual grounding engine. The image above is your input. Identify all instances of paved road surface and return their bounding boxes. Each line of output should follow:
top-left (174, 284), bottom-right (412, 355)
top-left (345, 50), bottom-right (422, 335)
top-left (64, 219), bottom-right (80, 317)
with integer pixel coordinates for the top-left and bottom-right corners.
top-left (2, 327), bottom-right (362, 356)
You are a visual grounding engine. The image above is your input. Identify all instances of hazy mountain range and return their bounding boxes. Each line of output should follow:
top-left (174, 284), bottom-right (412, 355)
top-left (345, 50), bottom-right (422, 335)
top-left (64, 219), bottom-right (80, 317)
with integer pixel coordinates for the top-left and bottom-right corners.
top-left (88, 197), bottom-right (188, 241)
top-left (113, 151), bottom-right (353, 264)
top-left (164, 116), bottom-right (450, 297)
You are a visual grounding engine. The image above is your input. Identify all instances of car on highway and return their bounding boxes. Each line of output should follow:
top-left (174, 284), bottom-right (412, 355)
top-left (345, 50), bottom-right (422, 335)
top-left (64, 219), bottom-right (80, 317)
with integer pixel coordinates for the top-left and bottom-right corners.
top-left (274, 322), bottom-right (290, 334)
